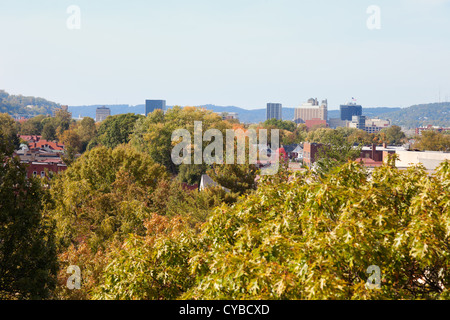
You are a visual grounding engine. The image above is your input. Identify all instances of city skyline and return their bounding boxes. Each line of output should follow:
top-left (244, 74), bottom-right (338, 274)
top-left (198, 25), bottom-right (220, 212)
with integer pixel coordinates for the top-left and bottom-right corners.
top-left (1, 0), bottom-right (450, 109)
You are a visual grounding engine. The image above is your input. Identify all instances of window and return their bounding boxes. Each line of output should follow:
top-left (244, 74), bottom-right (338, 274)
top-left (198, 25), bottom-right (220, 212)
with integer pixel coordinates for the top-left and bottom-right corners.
top-left (33, 171), bottom-right (37, 176)
top-left (41, 171), bottom-right (45, 177)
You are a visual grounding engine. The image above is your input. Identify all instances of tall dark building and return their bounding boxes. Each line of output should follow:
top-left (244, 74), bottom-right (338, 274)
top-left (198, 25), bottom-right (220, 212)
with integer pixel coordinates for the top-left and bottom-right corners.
top-left (95, 106), bottom-right (110, 122)
top-left (340, 103), bottom-right (362, 121)
top-left (145, 100), bottom-right (166, 116)
top-left (266, 103), bottom-right (282, 121)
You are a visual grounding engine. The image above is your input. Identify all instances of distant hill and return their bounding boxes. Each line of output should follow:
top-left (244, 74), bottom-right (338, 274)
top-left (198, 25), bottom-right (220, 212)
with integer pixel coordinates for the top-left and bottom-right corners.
top-left (375, 103), bottom-right (450, 129)
top-left (0, 90), bottom-right (60, 117)
top-left (4, 90), bottom-right (448, 129)
top-left (68, 104), bottom-right (405, 124)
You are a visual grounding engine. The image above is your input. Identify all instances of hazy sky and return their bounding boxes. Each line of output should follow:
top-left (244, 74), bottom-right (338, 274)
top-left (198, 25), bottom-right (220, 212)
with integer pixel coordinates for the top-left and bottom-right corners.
top-left (1, 0), bottom-right (450, 110)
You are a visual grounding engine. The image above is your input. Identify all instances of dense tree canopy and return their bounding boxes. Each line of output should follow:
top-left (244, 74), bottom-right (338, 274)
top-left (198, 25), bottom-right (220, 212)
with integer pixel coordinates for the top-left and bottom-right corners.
top-left (130, 107), bottom-right (231, 174)
top-left (413, 131), bottom-right (450, 152)
top-left (0, 133), bottom-right (58, 299)
top-left (95, 113), bottom-right (142, 149)
top-left (186, 160), bottom-right (450, 299)
top-left (0, 113), bottom-right (20, 149)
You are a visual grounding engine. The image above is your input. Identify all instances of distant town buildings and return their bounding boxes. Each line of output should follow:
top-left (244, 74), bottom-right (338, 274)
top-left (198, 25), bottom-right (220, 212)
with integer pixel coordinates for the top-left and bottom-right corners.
top-left (348, 115), bottom-right (367, 130)
top-left (216, 112), bottom-right (239, 121)
top-left (364, 117), bottom-right (391, 133)
top-left (266, 103), bottom-right (282, 121)
top-left (328, 118), bottom-right (349, 129)
top-left (15, 135), bottom-right (67, 179)
top-left (415, 125), bottom-right (450, 135)
top-left (305, 119), bottom-right (328, 129)
top-left (294, 98), bottom-right (327, 124)
top-left (95, 106), bottom-right (111, 122)
top-left (327, 101), bottom-right (391, 132)
top-left (145, 100), bottom-right (166, 116)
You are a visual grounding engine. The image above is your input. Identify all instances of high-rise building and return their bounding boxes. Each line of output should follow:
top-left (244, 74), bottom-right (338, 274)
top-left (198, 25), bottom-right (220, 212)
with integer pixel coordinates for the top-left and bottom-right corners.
top-left (145, 100), bottom-right (166, 116)
top-left (294, 98), bottom-right (327, 124)
top-left (95, 106), bottom-right (110, 122)
top-left (266, 103), bottom-right (282, 121)
top-left (340, 103), bottom-right (362, 121)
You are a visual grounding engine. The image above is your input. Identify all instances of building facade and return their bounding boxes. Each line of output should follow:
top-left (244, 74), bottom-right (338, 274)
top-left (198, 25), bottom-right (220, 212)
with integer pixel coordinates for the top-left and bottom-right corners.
top-left (348, 115), bottom-right (367, 130)
top-left (294, 98), bottom-right (327, 124)
top-left (145, 100), bottom-right (166, 116)
top-left (95, 106), bottom-right (111, 122)
top-left (266, 103), bottom-right (282, 121)
top-left (340, 103), bottom-right (362, 121)
top-left (302, 142), bottom-right (324, 167)
top-left (328, 118), bottom-right (349, 129)
top-left (364, 117), bottom-right (391, 133)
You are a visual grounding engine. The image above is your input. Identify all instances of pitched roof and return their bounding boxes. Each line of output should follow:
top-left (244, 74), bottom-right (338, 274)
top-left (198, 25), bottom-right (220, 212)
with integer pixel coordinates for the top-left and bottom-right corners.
top-left (199, 174), bottom-right (230, 192)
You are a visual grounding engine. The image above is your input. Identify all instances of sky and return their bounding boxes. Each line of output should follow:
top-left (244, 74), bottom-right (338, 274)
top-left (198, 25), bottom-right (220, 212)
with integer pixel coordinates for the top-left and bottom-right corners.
top-left (0, 0), bottom-right (450, 110)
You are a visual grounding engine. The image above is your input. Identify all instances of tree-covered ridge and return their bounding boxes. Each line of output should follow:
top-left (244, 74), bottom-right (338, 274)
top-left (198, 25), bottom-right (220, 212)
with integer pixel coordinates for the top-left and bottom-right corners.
top-left (0, 90), bottom-right (60, 116)
top-left (380, 103), bottom-right (450, 129)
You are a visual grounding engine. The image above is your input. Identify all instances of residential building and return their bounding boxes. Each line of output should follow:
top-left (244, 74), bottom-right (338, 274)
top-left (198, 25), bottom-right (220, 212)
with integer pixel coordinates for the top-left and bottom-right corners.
top-left (95, 106), bottom-right (111, 122)
top-left (199, 174), bottom-right (230, 192)
top-left (23, 161), bottom-right (67, 179)
top-left (145, 99), bottom-right (166, 116)
top-left (302, 142), bottom-right (324, 167)
top-left (28, 139), bottom-right (65, 153)
top-left (266, 103), bottom-right (282, 121)
top-left (294, 98), bottom-right (327, 124)
top-left (283, 144), bottom-right (303, 159)
top-left (15, 135), bottom-right (68, 178)
top-left (355, 144), bottom-right (396, 168)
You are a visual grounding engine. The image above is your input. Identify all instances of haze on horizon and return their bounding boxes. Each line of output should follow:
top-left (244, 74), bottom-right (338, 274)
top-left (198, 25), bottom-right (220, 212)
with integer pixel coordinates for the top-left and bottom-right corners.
top-left (0, 0), bottom-right (450, 110)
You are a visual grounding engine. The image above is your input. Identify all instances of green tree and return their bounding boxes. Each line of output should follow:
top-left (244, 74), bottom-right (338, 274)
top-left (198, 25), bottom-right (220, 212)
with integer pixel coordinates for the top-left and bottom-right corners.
top-left (313, 129), bottom-right (362, 176)
top-left (93, 214), bottom-right (197, 300)
top-left (77, 117), bottom-right (97, 151)
top-left (0, 113), bottom-right (20, 150)
top-left (0, 133), bottom-right (58, 299)
top-left (263, 119), bottom-right (297, 132)
top-left (53, 109), bottom-right (73, 137)
top-left (413, 131), bottom-right (450, 152)
top-left (185, 160), bottom-right (450, 300)
top-left (41, 122), bottom-right (57, 141)
top-left (97, 113), bottom-right (142, 149)
top-left (177, 164), bottom-right (208, 185)
top-left (378, 125), bottom-right (406, 145)
top-left (18, 115), bottom-right (47, 135)
top-left (130, 106), bottom-right (231, 174)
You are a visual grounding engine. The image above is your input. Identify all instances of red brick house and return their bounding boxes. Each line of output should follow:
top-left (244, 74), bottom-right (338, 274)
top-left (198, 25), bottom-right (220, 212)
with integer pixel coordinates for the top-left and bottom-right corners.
top-left (23, 161), bottom-right (67, 179)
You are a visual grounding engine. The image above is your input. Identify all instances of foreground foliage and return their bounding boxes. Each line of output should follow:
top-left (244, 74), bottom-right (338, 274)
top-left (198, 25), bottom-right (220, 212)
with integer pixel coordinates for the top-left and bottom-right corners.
top-left (93, 160), bottom-right (450, 300)
top-left (0, 134), bottom-right (57, 299)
